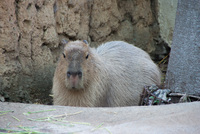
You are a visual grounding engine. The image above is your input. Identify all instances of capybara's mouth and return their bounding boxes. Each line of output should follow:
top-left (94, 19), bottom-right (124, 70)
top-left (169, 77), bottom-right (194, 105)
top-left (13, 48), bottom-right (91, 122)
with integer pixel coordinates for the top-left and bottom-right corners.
top-left (69, 86), bottom-right (83, 91)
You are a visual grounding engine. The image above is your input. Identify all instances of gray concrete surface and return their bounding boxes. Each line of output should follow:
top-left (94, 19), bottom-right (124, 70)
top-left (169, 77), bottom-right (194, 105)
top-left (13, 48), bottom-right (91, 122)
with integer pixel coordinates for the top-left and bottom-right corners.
top-left (165, 0), bottom-right (200, 95)
top-left (0, 102), bottom-right (200, 134)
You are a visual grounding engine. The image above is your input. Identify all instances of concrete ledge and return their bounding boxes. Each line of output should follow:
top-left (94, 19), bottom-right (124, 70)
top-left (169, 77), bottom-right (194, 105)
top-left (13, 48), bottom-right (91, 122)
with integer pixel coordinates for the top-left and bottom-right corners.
top-left (0, 102), bottom-right (200, 134)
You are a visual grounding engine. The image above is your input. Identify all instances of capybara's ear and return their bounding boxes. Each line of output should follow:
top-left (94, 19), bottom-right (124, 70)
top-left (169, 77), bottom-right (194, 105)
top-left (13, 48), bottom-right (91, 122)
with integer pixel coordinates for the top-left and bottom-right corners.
top-left (83, 40), bottom-right (88, 45)
top-left (61, 39), bottom-right (68, 45)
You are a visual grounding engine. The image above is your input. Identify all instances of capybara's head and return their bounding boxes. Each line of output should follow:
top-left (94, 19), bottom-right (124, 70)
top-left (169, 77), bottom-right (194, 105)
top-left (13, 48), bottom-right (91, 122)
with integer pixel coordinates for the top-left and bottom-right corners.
top-left (59, 40), bottom-right (92, 91)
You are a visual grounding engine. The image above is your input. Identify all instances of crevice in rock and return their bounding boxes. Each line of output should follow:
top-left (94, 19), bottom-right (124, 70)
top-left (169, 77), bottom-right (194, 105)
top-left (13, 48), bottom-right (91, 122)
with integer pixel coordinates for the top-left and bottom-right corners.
top-left (53, 1), bottom-right (58, 14)
top-left (150, 0), bottom-right (159, 24)
top-left (15, 33), bottom-right (21, 59)
top-left (30, 32), bottom-right (34, 61)
top-left (27, 3), bottom-right (32, 10)
top-left (88, 0), bottom-right (94, 41)
top-left (67, 0), bottom-right (75, 9)
top-left (41, 42), bottom-right (48, 47)
top-left (149, 0), bottom-right (170, 60)
top-left (23, 19), bottom-right (31, 29)
top-left (123, 13), bottom-right (132, 23)
top-left (1, 48), bottom-right (6, 54)
top-left (14, 0), bottom-right (21, 60)
top-left (14, 0), bottom-right (20, 28)
top-left (66, 36), bottom-right (77, 41)
top-left (43, 25), bottom-right (48, 32)
top-left (35, 3), bottom-right (41, 11)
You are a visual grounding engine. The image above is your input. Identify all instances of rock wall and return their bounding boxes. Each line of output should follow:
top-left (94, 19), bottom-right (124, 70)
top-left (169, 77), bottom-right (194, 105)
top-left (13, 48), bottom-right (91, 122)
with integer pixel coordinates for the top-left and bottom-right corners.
top-left (158, 0), bottom-right (178, 47)
top-left (0, 0), bottom-right (175, 104)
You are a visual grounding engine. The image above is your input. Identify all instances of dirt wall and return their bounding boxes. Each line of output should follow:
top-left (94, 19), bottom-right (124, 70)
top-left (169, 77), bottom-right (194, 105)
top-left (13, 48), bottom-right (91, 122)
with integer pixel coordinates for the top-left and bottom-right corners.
top-left (0, 0), bottom-right (168, 104)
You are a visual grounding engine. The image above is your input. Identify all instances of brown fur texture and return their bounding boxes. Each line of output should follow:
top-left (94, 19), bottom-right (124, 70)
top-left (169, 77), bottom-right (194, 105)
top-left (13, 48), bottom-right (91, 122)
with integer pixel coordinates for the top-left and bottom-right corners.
top-left (52, 41), bottom-right (161, 107)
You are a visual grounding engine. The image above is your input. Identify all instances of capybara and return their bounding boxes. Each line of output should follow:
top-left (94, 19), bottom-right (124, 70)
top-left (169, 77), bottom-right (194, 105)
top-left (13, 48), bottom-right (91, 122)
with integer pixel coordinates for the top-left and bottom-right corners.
top-left (52, 40), bottom-right (161, 107)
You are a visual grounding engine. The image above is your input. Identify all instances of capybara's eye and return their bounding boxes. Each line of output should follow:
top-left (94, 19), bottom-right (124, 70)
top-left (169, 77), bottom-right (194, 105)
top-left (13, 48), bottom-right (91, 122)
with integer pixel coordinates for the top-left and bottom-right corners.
top-left (62, 53), bottom-right (66, 58)
top-left (67, 71), bottom-right (71, 78)
top-left (77, 71), bottom-right (82, 77)
top-left (85, 54), bottom-right (89, 59)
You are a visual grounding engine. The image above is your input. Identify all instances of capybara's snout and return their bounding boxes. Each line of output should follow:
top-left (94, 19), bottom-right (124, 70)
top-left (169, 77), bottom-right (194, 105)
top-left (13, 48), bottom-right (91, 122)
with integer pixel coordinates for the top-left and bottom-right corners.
top-left (66, 69), bottom-right (83, 90)
top-left (67, 70), bottom-right (82, 78)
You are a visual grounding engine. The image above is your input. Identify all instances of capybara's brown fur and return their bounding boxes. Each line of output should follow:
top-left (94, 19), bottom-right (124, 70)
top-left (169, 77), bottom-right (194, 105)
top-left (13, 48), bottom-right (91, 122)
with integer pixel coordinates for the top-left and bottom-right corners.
top-left (52, 40), bottom-right (161, 107)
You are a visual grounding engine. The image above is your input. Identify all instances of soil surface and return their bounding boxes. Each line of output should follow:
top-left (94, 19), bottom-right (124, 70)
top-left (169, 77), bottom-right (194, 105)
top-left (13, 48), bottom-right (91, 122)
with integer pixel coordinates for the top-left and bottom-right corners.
top-left (0, 102), bottom-right (200, 134)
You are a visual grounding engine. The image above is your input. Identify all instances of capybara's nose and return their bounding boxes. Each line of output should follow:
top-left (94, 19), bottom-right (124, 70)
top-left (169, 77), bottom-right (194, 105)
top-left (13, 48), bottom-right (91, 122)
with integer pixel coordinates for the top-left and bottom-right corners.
top-left (67, 71), bottom-right (82, 78)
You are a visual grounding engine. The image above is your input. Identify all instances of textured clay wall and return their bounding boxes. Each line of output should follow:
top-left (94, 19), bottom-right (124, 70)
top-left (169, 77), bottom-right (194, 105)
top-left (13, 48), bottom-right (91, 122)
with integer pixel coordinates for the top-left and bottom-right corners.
top-left (0, 0), bottom-right (169, 104)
